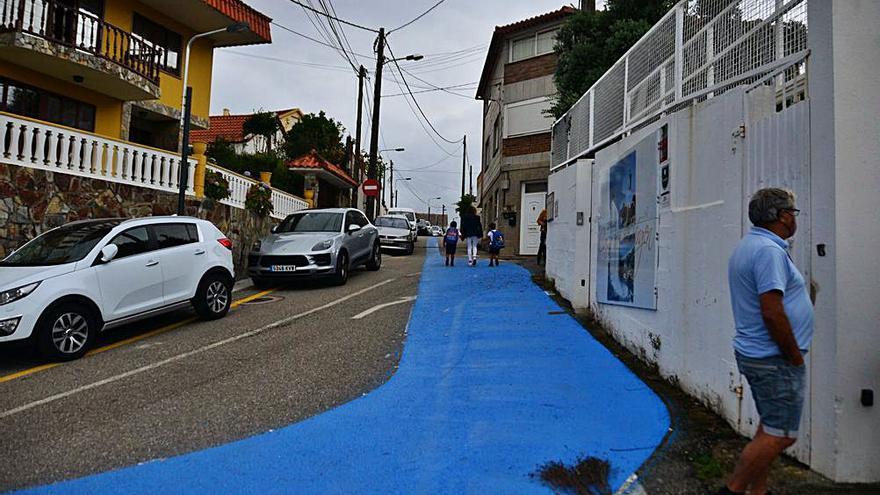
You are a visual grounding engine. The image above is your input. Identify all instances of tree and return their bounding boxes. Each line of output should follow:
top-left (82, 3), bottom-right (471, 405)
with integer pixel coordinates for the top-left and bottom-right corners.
top-left (455, 194), bottom-right (477, 213)
top-left (550, 0), bottom-right (674, 118)
top-left (282, 111), bottom-right (346, 164)
top-left (242, 110), bottom-right (281, 153)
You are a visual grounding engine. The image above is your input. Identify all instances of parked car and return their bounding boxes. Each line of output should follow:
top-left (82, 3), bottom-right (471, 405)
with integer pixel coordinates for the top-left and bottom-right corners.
top-left (375, 215), bottom-right (415, 255)
top-left (416, 219), bottom-right (432, 236)
top-left (386, 208), bottom-right (418, 241)
top-left (0, 217), bottom-right (235, 361)
top-left (430, 225), bottom-right (443, 237)
top-left (248, 208), bottom-right (381, 288)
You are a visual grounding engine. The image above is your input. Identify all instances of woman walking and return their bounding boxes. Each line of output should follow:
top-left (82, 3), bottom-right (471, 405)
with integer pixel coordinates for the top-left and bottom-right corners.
top-left (459, 207), bottom-right (483, 267)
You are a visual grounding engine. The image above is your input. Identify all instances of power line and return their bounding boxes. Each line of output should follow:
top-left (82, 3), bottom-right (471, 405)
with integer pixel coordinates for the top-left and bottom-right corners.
top-left (385, 39), bottom-right (461, 145)
top-left (389, 0), bottom-right (448, 34)
top-left (385, 62), bottom-right (459, 156)
top-left (382, 82), bottom-right (477, 98)
top-left (285, 0), bottom-right (378, 32)
top-left (270, 21), bottom-right (375, 60)
top-left (224, 50), bottom-right (351, 72)
top-left (396, 146), bottom-right (462, 171)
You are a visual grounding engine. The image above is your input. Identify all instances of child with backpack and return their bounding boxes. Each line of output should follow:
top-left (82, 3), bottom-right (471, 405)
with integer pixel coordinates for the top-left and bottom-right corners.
top-left (487, 223), bottom-right (504, 267)
top-left (443, 221), bottom-right (461, 266)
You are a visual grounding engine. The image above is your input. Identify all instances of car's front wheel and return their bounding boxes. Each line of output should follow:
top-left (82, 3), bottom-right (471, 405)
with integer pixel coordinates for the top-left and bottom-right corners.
top-left (331, 251), bottom-right (349, 286)
top-left (366, 243), bottom-right (382, 271)
top-left (36, 303), bottom-right (96, 361)
top-left (194, 273), bottom-right (232, 320)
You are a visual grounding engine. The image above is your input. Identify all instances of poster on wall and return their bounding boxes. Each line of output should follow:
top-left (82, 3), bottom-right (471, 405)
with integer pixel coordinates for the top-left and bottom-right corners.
top-left (596, 130), bottom-right (660, 310)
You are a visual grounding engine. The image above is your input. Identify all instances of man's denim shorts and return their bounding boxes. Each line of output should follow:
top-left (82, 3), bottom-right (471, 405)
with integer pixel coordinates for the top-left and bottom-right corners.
top-left (735, 352), bottom-right (806, 439)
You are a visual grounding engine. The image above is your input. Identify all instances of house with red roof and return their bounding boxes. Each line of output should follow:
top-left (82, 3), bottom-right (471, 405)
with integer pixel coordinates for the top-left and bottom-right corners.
top-left (191, 108), bottom-right (304, 154)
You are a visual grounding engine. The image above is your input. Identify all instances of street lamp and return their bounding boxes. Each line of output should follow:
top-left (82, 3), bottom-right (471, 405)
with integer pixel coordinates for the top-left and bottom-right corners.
top-left (377, 148), bottom-right (404, 210)
top-left (177, 22), bottom-right (250, 215)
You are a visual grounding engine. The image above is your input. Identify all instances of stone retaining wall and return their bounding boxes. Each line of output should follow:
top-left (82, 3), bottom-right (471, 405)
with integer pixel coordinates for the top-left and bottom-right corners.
top-left (0, 163), bottom-right (272, 278)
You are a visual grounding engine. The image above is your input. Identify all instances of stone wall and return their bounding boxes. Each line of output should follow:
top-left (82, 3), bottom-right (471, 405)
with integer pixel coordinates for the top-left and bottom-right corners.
top-left (0, 163), bottom-right (272, 278)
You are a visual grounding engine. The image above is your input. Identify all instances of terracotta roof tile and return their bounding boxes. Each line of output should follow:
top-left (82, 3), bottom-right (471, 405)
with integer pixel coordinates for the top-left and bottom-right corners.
top-left (287, 150), bottom-right (357, 188)
top-left (190, 114), bottom-right (251, 143)
top-left (203, 0), bottom-right (272, 43)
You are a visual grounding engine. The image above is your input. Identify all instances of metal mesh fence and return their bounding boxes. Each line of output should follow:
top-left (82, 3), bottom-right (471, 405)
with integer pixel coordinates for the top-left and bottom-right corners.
top-left (556, 0), bottom-right (808, 165)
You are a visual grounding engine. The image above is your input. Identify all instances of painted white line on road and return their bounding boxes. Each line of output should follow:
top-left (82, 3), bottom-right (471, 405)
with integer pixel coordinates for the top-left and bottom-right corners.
top-left (0, 278), bottom-right (397, 419)
top-left (351, 296), bottom-right (416, 320)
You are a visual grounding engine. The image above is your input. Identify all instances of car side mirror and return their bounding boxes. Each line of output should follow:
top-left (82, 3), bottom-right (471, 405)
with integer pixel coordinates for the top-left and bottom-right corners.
top-left (100, 244), bottom-right (119, 263)
top-left (347, 224), bottom-right (362, 234)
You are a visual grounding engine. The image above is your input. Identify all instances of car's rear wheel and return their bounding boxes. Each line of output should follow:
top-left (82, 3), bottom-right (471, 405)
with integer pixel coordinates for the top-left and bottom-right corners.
top-left (194, 273), bottom-right (232, 320)
top-left (366, 243), bottom-right (382, 271)
top-left (36, 303), bottom-right (96, 361)
top-left (332, 252), bottom-right (349, 286)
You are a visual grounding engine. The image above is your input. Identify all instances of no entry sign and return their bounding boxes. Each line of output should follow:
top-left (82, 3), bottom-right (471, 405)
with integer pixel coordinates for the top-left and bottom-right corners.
top-left (362, 179), bottom-right (380, 197)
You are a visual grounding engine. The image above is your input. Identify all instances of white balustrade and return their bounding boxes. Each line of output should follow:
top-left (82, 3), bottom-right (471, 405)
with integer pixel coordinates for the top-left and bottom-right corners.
top-left (1, 112), bottom-right (195, 196)
top-left (206, 165), bottom-right (309, 220)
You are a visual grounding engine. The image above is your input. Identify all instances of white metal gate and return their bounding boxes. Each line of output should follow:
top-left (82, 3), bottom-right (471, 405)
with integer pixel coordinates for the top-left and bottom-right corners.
top-left (741, 67), bottom-right (812, 463)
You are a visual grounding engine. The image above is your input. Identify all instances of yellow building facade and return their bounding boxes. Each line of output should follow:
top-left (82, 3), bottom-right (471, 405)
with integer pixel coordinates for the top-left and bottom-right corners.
top-left (0, 0), bottom-right (271, 151)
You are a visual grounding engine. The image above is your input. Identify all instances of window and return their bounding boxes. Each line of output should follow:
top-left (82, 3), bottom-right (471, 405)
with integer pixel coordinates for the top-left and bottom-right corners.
top-left (132, 14), bottom-right (182, 74)
top-left (0, 78), bottom-right (96, 132)
top-left (110, 227), bottom-right (151, 259)
top-left (154, 224), bottom-right (198, 249)
top-left (279, 212), bottom-right (343, 233)
top-left (0, 221), bottom-right (119, 266)
top-left (509, 29), bottom-right (558, 63)
top-left (492, 116), bottom-right (501, 155)
top-left (351, 211), bottom-right (369, 227)
top-left (503, 97), bottom-right (554, 137)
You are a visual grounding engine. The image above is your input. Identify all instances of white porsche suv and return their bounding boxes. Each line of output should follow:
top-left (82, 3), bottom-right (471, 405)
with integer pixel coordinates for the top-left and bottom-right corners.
top-left (0, 217), bottom-right (235, 361)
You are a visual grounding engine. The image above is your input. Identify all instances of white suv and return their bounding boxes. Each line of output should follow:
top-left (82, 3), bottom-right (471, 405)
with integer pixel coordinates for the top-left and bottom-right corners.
top-left (0, 217), bottom-right (235, 360)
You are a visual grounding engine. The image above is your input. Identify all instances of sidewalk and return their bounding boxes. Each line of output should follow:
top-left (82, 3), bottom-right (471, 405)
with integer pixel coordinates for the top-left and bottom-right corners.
top-left (18, 238), bottom-right (669, 494)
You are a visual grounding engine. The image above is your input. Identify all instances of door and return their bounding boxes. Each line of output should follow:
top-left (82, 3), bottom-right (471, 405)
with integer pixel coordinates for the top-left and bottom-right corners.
top-left (95, 226), bottom-right (163, 321)
top-left (344, 212), bottom-right (368, 261)
top-left (742, 81), bottom-right (812, 462)
top-left (519, 183), bottom-right (546, 255)
top-left (151, 223), bottom-right (205, 303)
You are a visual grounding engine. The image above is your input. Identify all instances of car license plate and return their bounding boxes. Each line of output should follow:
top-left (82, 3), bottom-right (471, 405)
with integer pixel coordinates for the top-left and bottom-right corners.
top-left (271, 265), bottom-right (296, 272)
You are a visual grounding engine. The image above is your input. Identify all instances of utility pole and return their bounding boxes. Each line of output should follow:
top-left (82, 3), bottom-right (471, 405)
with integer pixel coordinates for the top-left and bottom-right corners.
top-left (389, 159), bottom-right (394, 208)
top-left (460, 134), bottom-right (466, 198)
top-left (355, 65), bottom-right (366, 183)
top-left (441, 204), bottom-right (446, 226)
top-left (469, 156), bottom-right (473, 196)
top-left (366, 28), bottom-right (385, 221)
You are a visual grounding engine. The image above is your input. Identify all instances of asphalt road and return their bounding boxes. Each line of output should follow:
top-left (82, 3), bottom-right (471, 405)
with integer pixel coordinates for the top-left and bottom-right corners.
top-left (0, 243), bottom-right (427, 492)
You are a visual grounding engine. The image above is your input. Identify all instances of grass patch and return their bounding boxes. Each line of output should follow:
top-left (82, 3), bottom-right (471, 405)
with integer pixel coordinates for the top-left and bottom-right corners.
top-left (533, 455), bottom-right (612, 495)
top-left (693, 452), bottom-right (724, 481)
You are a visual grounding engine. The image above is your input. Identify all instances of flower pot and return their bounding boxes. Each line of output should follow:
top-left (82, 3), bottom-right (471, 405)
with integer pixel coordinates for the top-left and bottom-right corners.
top-left (259, 171), bottom-right (273, 185)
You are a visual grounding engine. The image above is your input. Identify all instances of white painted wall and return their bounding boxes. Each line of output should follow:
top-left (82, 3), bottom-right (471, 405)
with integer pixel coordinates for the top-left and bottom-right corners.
top-left (807, 0), bottom-right (880, 482)
top-left (546, 159), bottom-right (592, 310)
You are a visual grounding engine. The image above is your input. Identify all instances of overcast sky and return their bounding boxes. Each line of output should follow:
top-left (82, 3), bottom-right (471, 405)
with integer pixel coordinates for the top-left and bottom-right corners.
top-left (210, 0), bottom-right (603, 220)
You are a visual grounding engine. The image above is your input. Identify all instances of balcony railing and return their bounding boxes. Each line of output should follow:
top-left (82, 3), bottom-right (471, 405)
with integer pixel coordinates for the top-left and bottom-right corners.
top-left (0, 0), bottom-right (162, 83)
top-left (206, 165), bottom-right (309, 220)
top-left (1, 111), bottom-right (194, 195)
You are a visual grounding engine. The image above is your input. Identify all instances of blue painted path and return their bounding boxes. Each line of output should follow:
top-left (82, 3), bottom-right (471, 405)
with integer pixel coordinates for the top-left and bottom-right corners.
top-left (17, 238), bottom-right (669, 494)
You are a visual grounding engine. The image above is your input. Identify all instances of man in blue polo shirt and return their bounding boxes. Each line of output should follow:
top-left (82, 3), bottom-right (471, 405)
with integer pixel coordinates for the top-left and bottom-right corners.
top-left (717, 188), bottom-right (814, 495)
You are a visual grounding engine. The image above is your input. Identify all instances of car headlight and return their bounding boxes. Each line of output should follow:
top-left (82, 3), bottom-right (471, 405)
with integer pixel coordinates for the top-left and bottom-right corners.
top-left (0, 282), bottom-right (40, 306)
top-left (312, 239), bottom-right (333, 251)
top-left (252, 240), bottom-right (262, 252)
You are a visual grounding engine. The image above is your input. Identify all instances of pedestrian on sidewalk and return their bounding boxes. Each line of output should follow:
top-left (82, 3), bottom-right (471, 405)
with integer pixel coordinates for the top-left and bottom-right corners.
top-left (443, 221), bottom-right (461, 266)
top-left (460, 207), bottom-right (483, 267)
top-left (718, 188), bottom-right (814, 495)
top-left (487, 223), bottom-right (504, 267)
top-left (536, 207), bottom-right (548, 266)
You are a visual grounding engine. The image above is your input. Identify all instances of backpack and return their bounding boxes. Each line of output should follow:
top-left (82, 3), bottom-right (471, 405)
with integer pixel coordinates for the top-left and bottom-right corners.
top-left (490, 230), bottom-right (505, 249)
top-left (445, 228), bottom-right (459, 243)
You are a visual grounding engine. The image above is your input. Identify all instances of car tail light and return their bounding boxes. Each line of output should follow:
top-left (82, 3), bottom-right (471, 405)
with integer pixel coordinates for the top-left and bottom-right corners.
top-left (217, 238), bottom-right (233, 250)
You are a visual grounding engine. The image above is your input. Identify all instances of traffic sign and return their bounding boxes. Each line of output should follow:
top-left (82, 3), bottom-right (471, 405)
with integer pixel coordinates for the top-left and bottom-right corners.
top-left (363, 179), bottom-right (380, 197)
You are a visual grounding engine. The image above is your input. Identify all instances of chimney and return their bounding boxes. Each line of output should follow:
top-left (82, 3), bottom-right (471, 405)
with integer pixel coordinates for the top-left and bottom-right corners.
top-left (579, 0), bottom-right (596, 11)
top-left (222, 108), bottom-right (231, 116)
